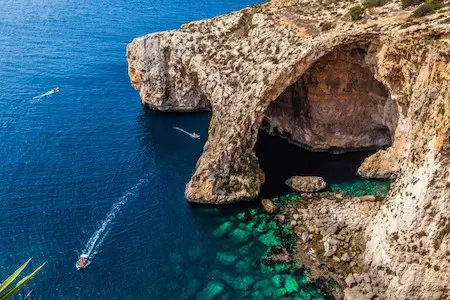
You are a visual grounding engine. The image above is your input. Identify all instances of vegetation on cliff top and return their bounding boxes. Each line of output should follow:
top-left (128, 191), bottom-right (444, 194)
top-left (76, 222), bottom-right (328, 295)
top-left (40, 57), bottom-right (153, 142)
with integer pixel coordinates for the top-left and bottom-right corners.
top-left (413, 0), bottom-right (445, 17)
top-left (402, 0), bottom-right (426, 7)
top-left (347, 0), bottom-right (446, 21)
top-left (349, 5), bottom-right (366, 20)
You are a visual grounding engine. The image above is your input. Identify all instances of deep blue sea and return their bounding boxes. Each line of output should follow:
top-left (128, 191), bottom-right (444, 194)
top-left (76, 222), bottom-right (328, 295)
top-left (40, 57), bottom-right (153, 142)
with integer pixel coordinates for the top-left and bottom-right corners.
top-left (0, 1), bottom-right (390, 299)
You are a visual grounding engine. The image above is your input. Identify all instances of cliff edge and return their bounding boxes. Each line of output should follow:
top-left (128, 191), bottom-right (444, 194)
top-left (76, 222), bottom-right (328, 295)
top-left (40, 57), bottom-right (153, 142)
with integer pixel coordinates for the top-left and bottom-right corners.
top-left (127, 0), bottom-right (449, 298)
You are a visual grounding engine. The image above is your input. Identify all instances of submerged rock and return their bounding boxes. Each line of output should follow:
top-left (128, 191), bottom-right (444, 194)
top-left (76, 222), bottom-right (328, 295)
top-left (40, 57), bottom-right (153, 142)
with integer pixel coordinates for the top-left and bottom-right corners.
top-left (230, 275), bottom-right (255, 291)
top-left (183, 279), bottom-right (202, 298)
top-left (216, 252), bottom-right (238, 266)
top-left (230, 227), bottom-right (251, 243)
top-left (213, 221), bottom-right (234, 238)
top-left (234, 257), bottom-right (253, 272)
top-left (284, 275), bottom-right (300, 293)
top-left (258, 231), bottom-right (281, 247)
top-left (197, 281), bottom-right (225, 300)
top-left (286, 176), bottom-right (327, 193)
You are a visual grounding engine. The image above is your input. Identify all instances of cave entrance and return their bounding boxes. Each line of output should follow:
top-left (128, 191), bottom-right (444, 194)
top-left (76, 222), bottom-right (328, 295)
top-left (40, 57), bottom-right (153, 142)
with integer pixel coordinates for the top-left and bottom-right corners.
top-left (255, 130), bottom-right (379, 197)
top-left (256, 45), bottom-right (397, 197)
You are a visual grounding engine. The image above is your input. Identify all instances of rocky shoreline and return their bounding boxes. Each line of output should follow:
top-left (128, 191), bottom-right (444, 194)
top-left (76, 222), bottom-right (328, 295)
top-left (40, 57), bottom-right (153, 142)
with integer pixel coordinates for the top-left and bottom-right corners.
top-left (277, 193), bottom-right (387, 299)
top-left (257, 180), bottom-right (394, 299)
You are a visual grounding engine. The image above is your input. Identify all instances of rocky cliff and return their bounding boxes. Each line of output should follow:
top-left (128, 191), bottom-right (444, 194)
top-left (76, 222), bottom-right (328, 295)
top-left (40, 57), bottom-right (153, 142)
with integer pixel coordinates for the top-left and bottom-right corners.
top-left (127, 0), bottom-right (449, 298)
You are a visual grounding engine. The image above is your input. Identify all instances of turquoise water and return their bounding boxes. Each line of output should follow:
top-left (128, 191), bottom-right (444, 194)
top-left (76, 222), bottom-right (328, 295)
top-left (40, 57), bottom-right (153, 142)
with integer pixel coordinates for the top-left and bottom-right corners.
top-left (0, 0), bottom-right (390, 299)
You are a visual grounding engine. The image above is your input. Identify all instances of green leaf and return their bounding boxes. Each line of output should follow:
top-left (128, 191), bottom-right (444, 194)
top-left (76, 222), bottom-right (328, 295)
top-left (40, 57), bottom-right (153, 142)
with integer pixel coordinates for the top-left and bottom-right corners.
top-left (0, 259), bottom-right (32, 295)
top-left (0, 263), bottom-right (45, 300)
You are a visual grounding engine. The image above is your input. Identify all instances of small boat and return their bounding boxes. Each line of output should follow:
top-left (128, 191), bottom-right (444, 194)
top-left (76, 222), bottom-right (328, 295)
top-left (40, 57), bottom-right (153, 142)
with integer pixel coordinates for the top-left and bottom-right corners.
top-left (32, 87), bottom-right (60, 100)
top-left (76, 254), bottom-right (89, 270)
top-left (173, 127), bottom-right (201, 139)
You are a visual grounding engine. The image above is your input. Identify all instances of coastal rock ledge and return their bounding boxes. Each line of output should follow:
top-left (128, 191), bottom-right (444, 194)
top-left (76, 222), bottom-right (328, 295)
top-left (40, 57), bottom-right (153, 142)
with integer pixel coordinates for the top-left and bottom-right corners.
top-left (127, 0), bottom-right (449, 298)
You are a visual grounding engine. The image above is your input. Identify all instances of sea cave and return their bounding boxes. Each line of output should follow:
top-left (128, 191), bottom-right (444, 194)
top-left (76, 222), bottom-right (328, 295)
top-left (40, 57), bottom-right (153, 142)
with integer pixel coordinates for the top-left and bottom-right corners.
top-left (254, 44), bottom-right (398, 197)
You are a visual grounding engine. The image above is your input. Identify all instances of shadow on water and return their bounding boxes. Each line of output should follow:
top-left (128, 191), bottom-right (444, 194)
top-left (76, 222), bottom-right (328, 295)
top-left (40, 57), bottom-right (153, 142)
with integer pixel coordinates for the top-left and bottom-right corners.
top-left (255, 130), bottom-right (382, 198)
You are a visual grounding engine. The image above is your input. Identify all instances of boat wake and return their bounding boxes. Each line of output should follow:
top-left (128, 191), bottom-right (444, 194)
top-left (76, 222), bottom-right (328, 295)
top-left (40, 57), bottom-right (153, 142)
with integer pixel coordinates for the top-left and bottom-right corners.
top-left (173, 126), bottom-right (200, 139)
top-left (32, 87), bottom-right (59, 102)
top-left (81, 178), bottom-right (148, 261)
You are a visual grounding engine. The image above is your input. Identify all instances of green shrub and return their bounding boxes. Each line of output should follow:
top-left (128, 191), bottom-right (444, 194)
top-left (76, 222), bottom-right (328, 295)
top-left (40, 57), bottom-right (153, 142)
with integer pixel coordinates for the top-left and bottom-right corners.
top-left (364, 0), bottom-right (389, 8)
top-left (427, 0), bottom-right (443, 5)
top-left (402, 0), bottom-right (425, 8)
top-left (413, 3), bottom-right (433, 16)
top-left (413, 0), bottom-right (444, 17)
top-left (349, 5), bottom-right (366, 20)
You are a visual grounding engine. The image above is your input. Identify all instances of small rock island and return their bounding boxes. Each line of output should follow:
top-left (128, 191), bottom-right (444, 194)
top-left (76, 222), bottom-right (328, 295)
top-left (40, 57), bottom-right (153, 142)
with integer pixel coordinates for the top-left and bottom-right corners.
top-left (127, 0), bottom-right (449, 298)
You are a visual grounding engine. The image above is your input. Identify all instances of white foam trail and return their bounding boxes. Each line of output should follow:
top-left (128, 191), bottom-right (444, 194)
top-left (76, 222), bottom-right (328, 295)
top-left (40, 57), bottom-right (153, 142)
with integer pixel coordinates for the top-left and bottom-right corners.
top-left (32, 88), bottom-right (59, 101)
top-left (82, 178), bottom-right (148, 258)
top-left (173, 126), bottom-right (199, 139)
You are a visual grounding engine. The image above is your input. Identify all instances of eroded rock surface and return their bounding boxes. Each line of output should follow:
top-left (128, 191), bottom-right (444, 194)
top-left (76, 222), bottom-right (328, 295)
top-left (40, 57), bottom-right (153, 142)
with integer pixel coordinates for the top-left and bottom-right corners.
top-left (286, 176), bottom-right (327, 192)
top-left (261, 198), bottom-right (279, 214)
top-left (264, 45), bottom-right (397, 152)
top-left (127, 0), bottom-right (450, 298)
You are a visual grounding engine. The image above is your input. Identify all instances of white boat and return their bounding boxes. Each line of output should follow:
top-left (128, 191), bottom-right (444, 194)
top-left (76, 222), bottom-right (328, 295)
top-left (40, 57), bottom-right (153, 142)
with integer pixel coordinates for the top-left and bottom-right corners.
top-left (76, 254), bottom-right (89, 270)
top-left (173, 127), bottom-right (200, 139)
top-left (32, 87), bottom-right (60, 100)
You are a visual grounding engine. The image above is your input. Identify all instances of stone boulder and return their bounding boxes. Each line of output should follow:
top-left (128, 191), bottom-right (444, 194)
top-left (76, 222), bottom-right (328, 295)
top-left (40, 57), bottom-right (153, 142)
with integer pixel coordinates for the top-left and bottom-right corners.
top-left (286, 176), bottom-right (327, 193)
top-left (344, 287), bottom-right (369, 300)
top-left (261, 199), bottom-right (278, 214)
top-left (358, 195), bottom-right (376, 202)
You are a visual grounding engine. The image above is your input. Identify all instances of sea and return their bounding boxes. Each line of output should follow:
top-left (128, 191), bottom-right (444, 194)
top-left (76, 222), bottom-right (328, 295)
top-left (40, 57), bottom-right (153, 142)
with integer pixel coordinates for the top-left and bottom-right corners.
top-left (0, 1), bottom-right (390, 299)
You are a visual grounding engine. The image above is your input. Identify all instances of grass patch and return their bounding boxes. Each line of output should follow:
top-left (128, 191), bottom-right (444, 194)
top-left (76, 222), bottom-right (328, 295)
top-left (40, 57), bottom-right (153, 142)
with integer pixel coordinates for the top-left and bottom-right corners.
top-left (364, 0), bottom-right (389, 8)
top-left (413, 0), bottom-right (445, 17)
top-left (349, 5), bottom-right (366, 20)
top-left (402, 0), bottom-right (425, 8)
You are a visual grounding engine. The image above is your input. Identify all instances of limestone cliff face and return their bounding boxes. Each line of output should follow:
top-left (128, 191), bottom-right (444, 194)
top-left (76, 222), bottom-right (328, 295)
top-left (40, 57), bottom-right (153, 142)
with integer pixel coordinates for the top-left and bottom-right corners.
top-left (360, 36), bottom-right (450, 300)
top-left (264, 45), bottom-right (397, 152)
top-left (127, 0), bottom-right (450, 298)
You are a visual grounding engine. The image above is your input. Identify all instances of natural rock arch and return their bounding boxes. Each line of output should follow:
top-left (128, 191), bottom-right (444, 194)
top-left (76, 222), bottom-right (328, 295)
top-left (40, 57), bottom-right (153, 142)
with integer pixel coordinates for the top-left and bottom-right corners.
top-left (184, 37), bottom-right (400, 204)
top-left (127, 3), bottom-right (450, 298)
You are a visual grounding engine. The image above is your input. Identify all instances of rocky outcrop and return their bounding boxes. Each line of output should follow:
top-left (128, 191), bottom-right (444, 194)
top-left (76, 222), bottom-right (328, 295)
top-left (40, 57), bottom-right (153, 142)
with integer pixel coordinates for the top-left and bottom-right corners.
top-left (261, 198), bottom-right (279, 213)
top-left (287, 192), bottom-right (387, 298)
top-left (127, 0), bottom-right (450, 298)
top-left (286, 176), bottom-right (326, 192)
top-left (263, 245), bottom-right (292, 265)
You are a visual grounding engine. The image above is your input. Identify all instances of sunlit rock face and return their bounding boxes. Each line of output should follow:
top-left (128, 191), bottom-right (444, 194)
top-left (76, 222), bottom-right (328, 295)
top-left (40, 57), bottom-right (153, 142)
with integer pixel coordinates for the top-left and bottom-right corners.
top-left (264, 45), bottom-right (398, 152)
top-left (127, 2), bottom-right (450, 298)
